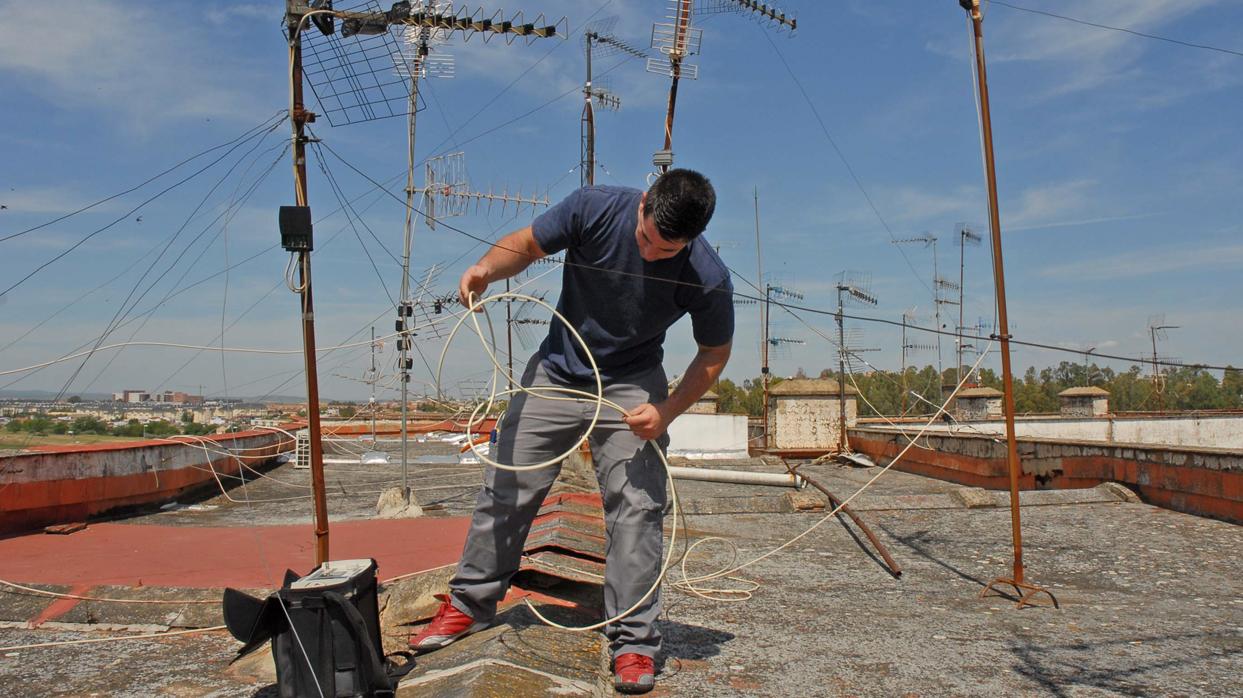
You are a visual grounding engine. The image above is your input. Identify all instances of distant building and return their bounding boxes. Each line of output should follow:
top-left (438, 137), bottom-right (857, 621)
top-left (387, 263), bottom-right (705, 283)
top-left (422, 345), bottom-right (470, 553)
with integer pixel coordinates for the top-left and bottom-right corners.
top-left (667, 377), bottom-right (719, 415)
top-left (956, 386), bottom-right (1004, 420)
top-left (114, 389), bottom-right (149, 403)
top-left (767, 378), bottom-right (857, 452)
top-left (155, 391), bottom-right (204, 405)
top-left (1058, 386), bottom-right (1110, 417)
top-left (686, 389), bottom-right (719, 415)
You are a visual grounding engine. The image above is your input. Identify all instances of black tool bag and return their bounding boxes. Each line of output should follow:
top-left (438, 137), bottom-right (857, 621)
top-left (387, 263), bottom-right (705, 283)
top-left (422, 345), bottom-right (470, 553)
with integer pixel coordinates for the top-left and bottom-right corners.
top-left (223, 559), bottom-right (412, 698)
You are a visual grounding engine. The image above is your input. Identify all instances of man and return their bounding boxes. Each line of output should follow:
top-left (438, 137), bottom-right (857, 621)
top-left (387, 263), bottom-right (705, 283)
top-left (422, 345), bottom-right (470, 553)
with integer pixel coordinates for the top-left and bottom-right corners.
top-left (410, 169), bottom-right (733, 695)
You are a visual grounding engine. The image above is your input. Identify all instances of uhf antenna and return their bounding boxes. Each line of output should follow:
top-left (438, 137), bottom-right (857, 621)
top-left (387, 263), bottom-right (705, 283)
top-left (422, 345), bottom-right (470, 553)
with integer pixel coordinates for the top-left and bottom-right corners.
top-left (1147, 314), bottom-right (1180, 409)
top-left (761, 279), bottom-right (803, 438)
top-left (835, 272), bottom-right (879, 451)
top-left (416, 152), bottom-right (550, 230)
top-left (390, 3), bottom-right (561, 507)
top-left (647, 0), bottom-right (796, 174)
top-left (893, 232), bottom-right (944, 386)
top-left (900, 307), bottom-right (935, 416)
top-left (954, 223), bottom-right (983, 386)
top-left (284, 2), bottom-right (566, 544)
top-left (582, 18), bottom-right (648, 187)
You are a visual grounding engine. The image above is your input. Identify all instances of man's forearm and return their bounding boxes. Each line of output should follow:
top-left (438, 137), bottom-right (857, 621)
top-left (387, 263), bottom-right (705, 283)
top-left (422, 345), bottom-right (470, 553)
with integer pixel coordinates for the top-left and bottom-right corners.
top-left (475, 226), bottom-right (543, 282)
top-left (661, 343), bottom-right (732, 418)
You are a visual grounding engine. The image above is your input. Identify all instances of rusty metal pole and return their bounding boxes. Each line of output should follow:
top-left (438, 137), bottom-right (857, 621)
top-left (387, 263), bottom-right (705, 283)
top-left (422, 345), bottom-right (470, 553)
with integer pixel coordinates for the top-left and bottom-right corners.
top-left (287, 5), bottom-right (330, 566)
top-left (962, 0), bottom-right (1054, 608)
top-left (784, 462), bottom-right (901, 576)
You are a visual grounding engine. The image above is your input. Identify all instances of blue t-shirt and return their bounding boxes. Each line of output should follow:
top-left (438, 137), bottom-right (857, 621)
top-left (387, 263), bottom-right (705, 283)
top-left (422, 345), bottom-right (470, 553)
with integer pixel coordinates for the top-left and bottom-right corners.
top-left (531, 185), bottom-right (734, 383)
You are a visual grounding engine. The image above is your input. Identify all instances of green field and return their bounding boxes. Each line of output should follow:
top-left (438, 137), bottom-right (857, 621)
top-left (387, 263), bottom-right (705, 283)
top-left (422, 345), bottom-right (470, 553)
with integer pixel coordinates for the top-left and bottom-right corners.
top-left (0, 433), bottom-right (148, 450)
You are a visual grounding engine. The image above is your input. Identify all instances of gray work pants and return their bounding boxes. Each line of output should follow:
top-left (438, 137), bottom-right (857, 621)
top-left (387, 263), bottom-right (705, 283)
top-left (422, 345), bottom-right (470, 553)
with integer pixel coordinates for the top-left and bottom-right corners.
top-left (448, 354), bottom-right (669, 658)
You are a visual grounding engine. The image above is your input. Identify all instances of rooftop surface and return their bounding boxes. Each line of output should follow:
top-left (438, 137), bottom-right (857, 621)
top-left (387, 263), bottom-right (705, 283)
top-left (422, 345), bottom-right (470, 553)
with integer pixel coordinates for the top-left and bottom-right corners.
top-left (0, 444), bottom-right (1239, 696)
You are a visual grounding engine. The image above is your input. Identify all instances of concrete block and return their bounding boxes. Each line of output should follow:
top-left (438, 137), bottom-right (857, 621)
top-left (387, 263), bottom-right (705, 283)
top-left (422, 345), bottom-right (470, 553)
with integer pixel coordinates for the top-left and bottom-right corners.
top-left (1097, 481), bottom-right (1142, 503)
top-left (376, 486), bottom-right (423, 519)
top-left (786, 490), bottom-right (826, 511)
top-left (952, 487), bottom-right (997, 509)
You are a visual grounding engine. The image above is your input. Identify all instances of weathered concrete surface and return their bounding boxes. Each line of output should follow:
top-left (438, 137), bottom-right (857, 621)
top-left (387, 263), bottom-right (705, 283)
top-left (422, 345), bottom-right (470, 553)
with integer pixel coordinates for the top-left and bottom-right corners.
top-left (0, 459), bottom-right (1239, 696)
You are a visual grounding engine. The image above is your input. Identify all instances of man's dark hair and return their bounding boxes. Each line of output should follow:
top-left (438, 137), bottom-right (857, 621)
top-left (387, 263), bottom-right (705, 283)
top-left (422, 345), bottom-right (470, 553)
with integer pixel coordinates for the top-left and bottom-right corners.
top-left (643, 168), bottom-right (716, 243)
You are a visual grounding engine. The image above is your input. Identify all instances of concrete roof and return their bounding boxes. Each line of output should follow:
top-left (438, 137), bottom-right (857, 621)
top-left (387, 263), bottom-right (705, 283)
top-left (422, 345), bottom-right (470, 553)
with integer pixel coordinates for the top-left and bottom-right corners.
top-left (957, 386), bottom-right (1003, 398)
top-left (1059, 386), bottom-right (1111, 397)
top-left (2, 454), bottom-right (1238, 697)
top-left (769, 378), bottom-right (858, 396)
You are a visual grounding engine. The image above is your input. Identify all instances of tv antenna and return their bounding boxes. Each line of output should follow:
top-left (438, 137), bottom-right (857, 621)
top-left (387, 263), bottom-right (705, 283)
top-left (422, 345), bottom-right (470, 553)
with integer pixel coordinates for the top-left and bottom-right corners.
top-left (761, 279), bottom-right (803, 440)
top-left (582, 18), bottom-right (648, 187)
top-left (893, 233), bottom-right (944, 385)
top-left (647, 0), bottom-right (797, 174)
top-left (900, 307), bottom-right (936, 416)
top-left (285, 0), bottom-right (565, 563)
top-left (1147, 314), bottom-right (1180, 409)
top-left (835, 272), bottom-right (879, 451)
top-left (954, 223), bottom-right (983, 386)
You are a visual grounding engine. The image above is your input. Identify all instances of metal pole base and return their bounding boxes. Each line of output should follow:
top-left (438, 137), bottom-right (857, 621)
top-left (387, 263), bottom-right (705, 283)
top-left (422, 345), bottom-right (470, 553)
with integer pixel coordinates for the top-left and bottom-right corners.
top-left (980, 576), bottom-right (1059, 609)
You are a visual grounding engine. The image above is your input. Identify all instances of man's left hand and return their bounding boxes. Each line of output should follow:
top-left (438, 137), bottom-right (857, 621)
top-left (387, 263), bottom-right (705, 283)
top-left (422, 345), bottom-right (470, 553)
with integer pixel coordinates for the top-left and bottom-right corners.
top-left (622, 403), bottom-right (671, 441)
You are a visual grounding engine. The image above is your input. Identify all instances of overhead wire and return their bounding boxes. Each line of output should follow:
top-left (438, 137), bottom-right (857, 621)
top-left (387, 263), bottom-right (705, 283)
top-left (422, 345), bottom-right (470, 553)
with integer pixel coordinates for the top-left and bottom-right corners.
top-left (0, 117), bottom-right (288, 300)
top-left (311, 138), bottom-right (1231, 373)
top-left (0, 110), bottom-right (286, 245)
top-left (989, 0), bottom-right (1243, 59)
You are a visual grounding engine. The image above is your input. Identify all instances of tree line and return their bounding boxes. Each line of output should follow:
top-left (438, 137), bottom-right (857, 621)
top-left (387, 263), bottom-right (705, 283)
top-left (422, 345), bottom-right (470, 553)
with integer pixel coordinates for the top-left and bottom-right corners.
top-left (5, 413), bottom-right (218, 437)
top-left (713, 362), bottom-right (1243, 417)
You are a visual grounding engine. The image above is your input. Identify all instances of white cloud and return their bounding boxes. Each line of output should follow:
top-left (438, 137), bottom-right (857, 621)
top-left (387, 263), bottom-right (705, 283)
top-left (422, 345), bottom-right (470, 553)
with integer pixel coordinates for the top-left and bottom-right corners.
top-left (0, 0), bottom-right (273, 127)
top-left (928, 0), bottom-right (1235, 102)
top-left (1000, 178), bottom-right (1096, 229)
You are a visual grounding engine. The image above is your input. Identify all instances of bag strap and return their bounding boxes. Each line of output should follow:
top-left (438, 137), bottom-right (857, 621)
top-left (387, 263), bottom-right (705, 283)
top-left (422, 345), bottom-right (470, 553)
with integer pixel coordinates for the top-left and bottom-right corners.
top-left (321, 591), bottom-right (396, 694)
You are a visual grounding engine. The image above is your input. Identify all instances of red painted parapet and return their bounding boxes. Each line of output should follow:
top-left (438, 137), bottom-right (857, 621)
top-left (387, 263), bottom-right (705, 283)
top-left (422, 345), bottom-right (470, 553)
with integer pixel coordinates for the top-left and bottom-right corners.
top-left (0, 431), bottom-right (292, 536)
top-left (849, 428), bottom-right (1243, 524)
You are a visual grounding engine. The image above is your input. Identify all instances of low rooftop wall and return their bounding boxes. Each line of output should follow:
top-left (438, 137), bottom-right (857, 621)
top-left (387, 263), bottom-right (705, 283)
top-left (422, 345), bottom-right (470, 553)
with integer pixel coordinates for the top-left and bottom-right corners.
top-left (859, 412), bottom-right (1243, 450)
top-left (849, 427), bottom-right (1242, 524)
top-left (0, 430), bottom-right (291, 535)
top-left (668, 413), bottom-right (749, 459)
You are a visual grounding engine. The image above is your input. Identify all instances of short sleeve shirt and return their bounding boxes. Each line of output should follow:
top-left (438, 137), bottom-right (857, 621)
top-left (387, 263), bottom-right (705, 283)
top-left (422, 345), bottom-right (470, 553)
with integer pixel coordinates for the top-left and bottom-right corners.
top-left (531, 185), bottom-right (734, 383)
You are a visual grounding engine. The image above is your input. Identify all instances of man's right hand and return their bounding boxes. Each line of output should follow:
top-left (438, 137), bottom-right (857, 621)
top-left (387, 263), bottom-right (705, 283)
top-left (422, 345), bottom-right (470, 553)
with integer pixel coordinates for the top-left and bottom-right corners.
top-left (459, 264), bottom-right (490, 311)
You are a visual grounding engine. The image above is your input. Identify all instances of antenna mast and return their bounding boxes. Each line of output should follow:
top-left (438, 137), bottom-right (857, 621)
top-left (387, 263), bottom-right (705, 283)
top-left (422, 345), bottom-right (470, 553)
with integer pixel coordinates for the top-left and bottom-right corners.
top-left (955, 224), bottom-right (982, 386)
top-left (835, 272), bottom-right (879, 452)
top-left (581, 19), bottom-right (643, 187)
top-left (283, 0), bottom-right (333, 566)
top-left (960, 0), bottom-right (1056, 609)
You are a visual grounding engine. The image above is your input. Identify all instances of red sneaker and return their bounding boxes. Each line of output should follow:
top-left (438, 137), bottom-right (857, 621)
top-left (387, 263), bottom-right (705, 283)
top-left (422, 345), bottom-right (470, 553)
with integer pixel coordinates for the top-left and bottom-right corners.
top-left (613, 653), bottom-right (656, 694)
top-left (408, 594), bottom-right (488, 654)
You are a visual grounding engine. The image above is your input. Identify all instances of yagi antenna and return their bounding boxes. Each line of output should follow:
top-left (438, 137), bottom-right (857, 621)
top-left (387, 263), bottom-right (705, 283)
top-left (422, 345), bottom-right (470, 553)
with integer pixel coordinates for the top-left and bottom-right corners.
top-left (647, 0), bottom-right (799, 173)
top-left (415, 152), bottom-right (550, 230)
top-left (894, 232), bottom-right (946, 384)
top-left (297, 0), bottom-right (566, 126)
top-left (953, 222), bottom-right (982, 386)
top-left (835, 271), bottom-right (880, 449)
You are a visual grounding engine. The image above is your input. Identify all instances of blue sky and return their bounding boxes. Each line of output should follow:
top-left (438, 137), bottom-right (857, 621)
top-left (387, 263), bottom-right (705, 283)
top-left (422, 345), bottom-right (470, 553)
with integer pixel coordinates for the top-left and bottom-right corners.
top-left (1, 0), bottom-right (1240, 402)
